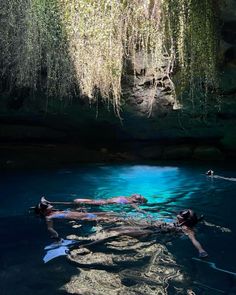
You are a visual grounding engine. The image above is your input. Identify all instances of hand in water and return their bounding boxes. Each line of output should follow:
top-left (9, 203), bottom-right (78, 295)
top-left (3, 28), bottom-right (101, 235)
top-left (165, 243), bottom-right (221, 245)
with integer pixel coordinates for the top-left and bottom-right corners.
top-left (199, 251), bottom-right (208, 258)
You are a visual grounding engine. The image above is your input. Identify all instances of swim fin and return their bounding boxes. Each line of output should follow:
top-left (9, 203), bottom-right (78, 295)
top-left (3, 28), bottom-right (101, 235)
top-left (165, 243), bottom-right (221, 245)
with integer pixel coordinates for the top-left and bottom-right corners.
top-left (44, 239), bottom-right (77, 250)
top-left (43, 246), bottom-right (69, 263)
top-left (43, 239), bottom-right (78, 263)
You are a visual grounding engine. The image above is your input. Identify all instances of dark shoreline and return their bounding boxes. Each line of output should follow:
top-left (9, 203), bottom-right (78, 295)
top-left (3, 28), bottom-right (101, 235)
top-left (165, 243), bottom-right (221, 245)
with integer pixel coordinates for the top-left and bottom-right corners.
top-left (0, 142), bottom-right (236, 170)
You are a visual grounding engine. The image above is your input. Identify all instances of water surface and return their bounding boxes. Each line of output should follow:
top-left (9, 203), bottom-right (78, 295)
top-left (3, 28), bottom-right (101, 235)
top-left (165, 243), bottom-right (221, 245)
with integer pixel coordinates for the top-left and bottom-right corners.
top-left (1, 163), bottom-right (236, 294)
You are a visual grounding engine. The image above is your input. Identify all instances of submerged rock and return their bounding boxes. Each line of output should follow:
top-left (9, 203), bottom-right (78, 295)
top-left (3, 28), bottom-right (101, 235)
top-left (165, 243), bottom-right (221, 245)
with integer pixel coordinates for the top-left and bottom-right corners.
top-left (66, 232), bottom-right (188, 295)
top-left (69, 251), bottom-right (114, 268)
top-left (64, 269), bottom-right (122, 295)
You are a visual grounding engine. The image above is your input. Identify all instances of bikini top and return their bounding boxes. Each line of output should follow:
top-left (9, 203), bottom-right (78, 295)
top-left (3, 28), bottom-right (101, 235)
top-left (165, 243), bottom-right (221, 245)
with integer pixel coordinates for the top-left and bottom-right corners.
top-left (116, 197), bottom-right (129, 204)
top-left (46, 210), bottom-right (67, 220)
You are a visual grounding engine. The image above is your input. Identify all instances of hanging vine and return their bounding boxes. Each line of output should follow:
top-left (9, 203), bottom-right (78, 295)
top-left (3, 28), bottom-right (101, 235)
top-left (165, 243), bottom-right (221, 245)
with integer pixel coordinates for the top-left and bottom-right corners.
top-left (0, 0), bottom-right (220, 115)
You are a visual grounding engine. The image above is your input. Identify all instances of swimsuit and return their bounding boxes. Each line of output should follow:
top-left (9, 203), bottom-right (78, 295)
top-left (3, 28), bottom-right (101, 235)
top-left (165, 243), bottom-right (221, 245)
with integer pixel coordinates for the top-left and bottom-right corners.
top-left (52, 213), bottom-right (67, 219)
top-left (47, 212), bottom-right (68, 219)
top-left (86, 213), bottom-right (97, 219)
top-left (116, 197), bottom-right (129, 204)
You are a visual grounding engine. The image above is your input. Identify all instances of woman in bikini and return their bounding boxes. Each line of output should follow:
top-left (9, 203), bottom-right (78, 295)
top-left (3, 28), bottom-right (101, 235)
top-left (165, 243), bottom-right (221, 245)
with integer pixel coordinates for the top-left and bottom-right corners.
top-left (34, 199), bottom-right (120, 241)
top-left (40, 194), bottom-right (147, 212)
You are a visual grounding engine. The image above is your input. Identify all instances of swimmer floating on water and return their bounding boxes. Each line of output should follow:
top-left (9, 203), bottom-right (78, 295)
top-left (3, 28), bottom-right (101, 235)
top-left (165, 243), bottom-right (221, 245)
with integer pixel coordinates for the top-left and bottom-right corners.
top-left (33, 198), bottom-right (207, 258)
top-left (80, 209), bottom-right (208, 258)
top-left (176, 209), bottom-right (208, 258)
top-left (206, 169), bottom-right (236, 181)
top-left (40, 194), bottom-right (147, 213)
top-left (34, 197), bottom-right (120, 242)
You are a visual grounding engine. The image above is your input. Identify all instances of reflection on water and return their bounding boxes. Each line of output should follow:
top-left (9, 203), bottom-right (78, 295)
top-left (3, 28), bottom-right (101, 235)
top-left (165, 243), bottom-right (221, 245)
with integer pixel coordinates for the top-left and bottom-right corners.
top-left (0, 164), bottom-right (236, 294)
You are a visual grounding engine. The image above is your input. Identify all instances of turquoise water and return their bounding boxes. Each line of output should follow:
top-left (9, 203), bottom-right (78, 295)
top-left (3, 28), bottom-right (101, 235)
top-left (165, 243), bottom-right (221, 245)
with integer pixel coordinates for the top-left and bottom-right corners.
top-left (0, 163), bottom-right (236, 294)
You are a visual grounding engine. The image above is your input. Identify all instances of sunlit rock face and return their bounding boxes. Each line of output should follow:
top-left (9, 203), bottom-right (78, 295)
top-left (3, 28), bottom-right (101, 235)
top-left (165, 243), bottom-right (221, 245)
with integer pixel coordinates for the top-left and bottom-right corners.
top-left (0, 0), bottom-right (236, 162)
top-left (122, 52), bottom-right (180, 118)
top-left (64, 233), bottom-right (189, 295)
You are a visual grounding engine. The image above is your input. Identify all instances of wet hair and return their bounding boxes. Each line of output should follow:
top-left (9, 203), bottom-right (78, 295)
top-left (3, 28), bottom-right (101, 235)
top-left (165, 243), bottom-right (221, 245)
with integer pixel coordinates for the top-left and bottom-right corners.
top-left (177, 209), bottom-right (203, 228)
top-left (34, 202), bottom-right (50, 218)
top-left (131, 194), bottom-right (147, 203)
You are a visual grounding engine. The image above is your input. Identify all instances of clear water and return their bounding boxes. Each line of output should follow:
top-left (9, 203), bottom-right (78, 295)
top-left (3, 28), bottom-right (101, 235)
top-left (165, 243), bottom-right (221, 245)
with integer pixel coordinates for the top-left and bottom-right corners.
top-left (1, 163), bottom-right (236, 294)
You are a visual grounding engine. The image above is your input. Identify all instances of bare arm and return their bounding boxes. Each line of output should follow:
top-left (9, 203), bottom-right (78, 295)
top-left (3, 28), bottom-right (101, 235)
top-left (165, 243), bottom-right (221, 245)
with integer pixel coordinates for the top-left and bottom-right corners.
top-left (203, 220), bottom-right (231, 232)
top-left (130, 203), bottom-right (146, 214)
top-left (41, 196), bottom-right (73, 206)
top-left (183, 227), bottom-right (208, 257)
top-left (48, 201), bottom-right (74, 205)
top-left (46, 219), bottom-right (60, 240)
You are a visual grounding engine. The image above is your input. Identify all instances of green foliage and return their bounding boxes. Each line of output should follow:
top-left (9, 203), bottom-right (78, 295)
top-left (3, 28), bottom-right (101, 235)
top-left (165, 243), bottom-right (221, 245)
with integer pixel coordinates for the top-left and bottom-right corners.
top-left (164, 0), bottom-right (219, 104)
top-left (0, 0), bottom-right (220, 114)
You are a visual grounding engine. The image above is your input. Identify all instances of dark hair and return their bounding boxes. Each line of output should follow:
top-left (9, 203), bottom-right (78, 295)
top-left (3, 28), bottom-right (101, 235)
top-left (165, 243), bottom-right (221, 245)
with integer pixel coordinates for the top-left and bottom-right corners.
top-left (131, 194), bottom-right (147, 203)
top-left (34, 202), bottom-right (49, 218)
top-left (178, 209), bottom-right (203, 228)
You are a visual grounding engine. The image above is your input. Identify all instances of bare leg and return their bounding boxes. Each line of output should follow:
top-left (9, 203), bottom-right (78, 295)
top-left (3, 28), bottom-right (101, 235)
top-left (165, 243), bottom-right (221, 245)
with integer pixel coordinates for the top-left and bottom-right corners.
top-left (41, 196), bottom-right (73, 205)
top-left (73, 199), bottom-right (107, 205)
top-left (49, 201), bottom-right (74, 205)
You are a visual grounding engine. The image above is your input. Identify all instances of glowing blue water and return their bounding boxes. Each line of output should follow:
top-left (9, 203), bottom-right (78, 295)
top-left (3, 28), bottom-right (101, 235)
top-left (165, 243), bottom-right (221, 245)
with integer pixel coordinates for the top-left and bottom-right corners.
top-left (1, 164), bottom-right (235, 220)
top-left (0, 163), bottom-right (236, 294)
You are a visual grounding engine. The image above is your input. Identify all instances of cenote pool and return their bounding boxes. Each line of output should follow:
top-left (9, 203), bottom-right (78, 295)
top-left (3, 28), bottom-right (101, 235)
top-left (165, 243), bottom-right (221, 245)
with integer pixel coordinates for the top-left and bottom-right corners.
top-left (0, 163), bottom-right (236, 295)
